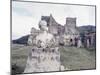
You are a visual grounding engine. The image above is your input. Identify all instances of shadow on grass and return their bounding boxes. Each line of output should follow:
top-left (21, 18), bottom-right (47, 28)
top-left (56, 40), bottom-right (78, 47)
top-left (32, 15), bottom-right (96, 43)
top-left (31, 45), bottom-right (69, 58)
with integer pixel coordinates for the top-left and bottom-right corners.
top-left (12, 64), bottom-right (25, 75)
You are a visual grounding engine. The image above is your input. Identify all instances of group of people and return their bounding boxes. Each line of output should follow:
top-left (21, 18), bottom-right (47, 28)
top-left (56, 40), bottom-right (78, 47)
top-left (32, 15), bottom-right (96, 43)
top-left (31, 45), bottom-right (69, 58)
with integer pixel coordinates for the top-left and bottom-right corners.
top-left (69, 34), bottom-right (96, 48)
top-left (70, 37), bottom-right (82, 48)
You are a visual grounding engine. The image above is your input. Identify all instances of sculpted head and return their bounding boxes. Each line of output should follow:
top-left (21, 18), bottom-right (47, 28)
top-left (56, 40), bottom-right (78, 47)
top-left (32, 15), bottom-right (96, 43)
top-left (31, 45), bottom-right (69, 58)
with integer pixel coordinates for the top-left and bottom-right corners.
top-left (39, 20), bottom-right (48, 31)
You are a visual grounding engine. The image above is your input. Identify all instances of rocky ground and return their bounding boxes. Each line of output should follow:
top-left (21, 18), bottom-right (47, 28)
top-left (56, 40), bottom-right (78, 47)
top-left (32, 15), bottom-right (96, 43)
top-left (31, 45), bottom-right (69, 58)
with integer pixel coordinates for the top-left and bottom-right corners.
top-left (11, 44), bottom-right (96, 74)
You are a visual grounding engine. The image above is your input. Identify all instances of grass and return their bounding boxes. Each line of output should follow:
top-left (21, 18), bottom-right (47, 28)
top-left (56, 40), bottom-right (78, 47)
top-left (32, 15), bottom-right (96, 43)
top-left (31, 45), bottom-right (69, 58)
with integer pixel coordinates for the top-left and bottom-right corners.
top-left (11, 44), bottom-right (33, 74)
top-left (11, 44), bottom-right (96, 74)
top-left (60, 46), bottom-right (96, 70)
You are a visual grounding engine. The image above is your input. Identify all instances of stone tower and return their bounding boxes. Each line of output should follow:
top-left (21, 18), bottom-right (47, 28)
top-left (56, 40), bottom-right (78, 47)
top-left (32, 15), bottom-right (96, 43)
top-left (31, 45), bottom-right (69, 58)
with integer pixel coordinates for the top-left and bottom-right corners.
top-left (64, 17), bottom-right (79, 35)
top-left (66, 17), bottom-right (76, 28)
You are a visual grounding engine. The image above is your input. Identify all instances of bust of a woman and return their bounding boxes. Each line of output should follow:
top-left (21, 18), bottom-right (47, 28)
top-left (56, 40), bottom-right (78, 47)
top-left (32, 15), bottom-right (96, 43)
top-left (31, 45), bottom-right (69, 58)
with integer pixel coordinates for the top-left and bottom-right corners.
top-left (35, 20), bottom-right (56, 48)
top-left (24, 20), bottom-right (62, 73)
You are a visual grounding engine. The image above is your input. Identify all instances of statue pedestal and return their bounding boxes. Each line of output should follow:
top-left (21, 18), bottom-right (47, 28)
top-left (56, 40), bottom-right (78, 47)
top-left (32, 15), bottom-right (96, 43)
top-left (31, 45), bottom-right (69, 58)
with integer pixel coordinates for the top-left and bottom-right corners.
top-left (24, 47), bottom-right (61, 73)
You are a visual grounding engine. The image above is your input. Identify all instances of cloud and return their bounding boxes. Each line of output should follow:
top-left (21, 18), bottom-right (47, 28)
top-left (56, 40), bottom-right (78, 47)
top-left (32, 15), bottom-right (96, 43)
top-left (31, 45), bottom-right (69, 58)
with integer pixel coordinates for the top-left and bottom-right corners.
top-left (12, 7), bottom-right (32, 17)
top-left (12, 12), bottom-right (39, 40)
top-left (12, 1), bottom-right (32, 17)
top-left (12, 1), bottom-right (95, 39)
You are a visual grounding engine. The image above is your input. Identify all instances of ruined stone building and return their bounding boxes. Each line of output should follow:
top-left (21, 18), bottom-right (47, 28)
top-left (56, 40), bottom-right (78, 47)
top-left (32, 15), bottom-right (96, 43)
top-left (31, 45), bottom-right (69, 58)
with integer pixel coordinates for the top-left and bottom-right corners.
top-left (40, 14), bottom-right (79, 45)
top-left (41, 14), bottom-right (79, 36)
top-left (25, 15), bottom-right (79, 72)
top-left (41, 14), bottom-right (59, 36)
top-left (28, 14), bottom-right (79, 46)
top-left (28, 27), bottom-right (41, 45)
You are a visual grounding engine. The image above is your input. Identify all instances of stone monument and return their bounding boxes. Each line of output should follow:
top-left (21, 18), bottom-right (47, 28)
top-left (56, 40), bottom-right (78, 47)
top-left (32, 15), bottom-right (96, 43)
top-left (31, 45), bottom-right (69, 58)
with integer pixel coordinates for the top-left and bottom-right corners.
top-left (24, 20), bottom-right (64, 73)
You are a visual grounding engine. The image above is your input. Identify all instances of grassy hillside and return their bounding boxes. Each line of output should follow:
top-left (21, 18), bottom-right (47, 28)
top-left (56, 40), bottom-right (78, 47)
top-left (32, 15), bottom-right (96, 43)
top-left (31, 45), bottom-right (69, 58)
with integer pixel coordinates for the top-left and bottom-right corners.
top-left (11, 44), bottom-right (96, 74)
top-left (60, 46), bottom-right (96, 70)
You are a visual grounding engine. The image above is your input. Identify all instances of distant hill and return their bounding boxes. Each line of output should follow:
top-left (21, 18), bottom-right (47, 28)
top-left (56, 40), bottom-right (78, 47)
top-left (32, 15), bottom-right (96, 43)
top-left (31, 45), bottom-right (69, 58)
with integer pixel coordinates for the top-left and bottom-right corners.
top-left (78, 25), bottom-right (96, 34)
top-left (12, 35), bottom-right (29, 45)
top-left (12, 27), bottom-right (39, 45)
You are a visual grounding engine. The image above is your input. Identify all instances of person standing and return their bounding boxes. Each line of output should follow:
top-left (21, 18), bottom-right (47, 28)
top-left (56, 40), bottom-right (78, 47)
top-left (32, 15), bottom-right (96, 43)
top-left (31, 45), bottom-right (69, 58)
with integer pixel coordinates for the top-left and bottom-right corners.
top-left (77, 37), bottom-right (82, 48)
top-left (87, 38), bottom-right (90, 48)
top-left (74, 37), bottom-right (78, 47)
top-left (70, 38), bottom-right (73, 46)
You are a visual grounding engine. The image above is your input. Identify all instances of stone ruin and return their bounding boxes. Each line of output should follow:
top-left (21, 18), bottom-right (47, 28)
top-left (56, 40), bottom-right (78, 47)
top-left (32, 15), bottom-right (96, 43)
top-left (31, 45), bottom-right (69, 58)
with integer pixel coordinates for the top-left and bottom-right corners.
top-left (24, 20), bottom-right (66, 73)
top-left (41, 14), bottom-right (79, 46)
top-left (27, 14), bottom-right (79, 46)
top-left (24, 14), bottom-right (80, 73)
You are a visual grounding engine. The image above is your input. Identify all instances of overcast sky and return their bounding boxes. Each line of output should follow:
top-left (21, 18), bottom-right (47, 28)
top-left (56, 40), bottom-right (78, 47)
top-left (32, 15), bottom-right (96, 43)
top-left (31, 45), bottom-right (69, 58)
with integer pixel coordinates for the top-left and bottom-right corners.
top-left (12, 1), bottom-right (95, 40)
